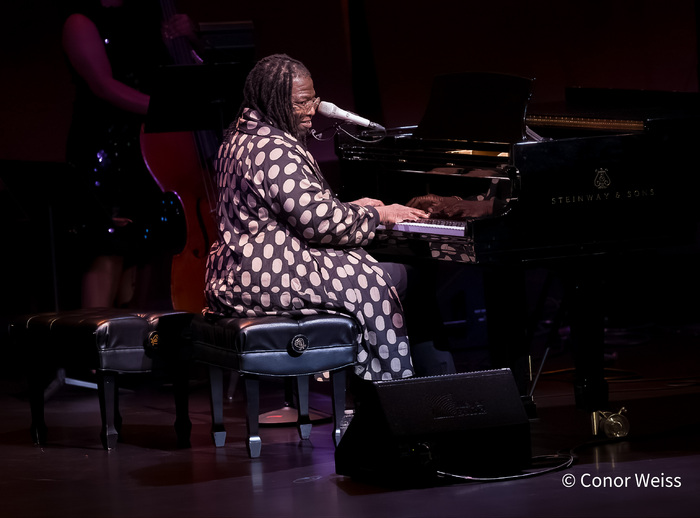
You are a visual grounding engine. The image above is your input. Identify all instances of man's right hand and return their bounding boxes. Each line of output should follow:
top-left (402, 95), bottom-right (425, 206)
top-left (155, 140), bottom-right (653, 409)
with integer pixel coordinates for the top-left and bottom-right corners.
top-left (376, 204), bottom-right (429, 225)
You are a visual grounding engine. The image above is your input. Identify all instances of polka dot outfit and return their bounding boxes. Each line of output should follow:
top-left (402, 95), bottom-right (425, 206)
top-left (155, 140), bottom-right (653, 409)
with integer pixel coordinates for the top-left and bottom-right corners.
top-left (204, 109), bottom-right (415, 380)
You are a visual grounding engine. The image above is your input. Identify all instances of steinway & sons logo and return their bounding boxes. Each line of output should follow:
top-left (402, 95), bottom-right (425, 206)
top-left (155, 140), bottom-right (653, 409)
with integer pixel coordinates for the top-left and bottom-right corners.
top-left (551, 168), bottom-right (655, 205)
top-left (594, 168), bottom-right (611, 189)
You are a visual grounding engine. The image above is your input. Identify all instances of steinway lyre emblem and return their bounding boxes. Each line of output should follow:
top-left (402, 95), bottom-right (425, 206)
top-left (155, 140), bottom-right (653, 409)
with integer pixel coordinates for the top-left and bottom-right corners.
top-left (594, 168), bottom-right (611, 190)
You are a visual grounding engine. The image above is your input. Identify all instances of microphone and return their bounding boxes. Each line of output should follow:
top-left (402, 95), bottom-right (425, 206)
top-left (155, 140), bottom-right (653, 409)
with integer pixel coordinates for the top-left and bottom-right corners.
top-left (317, 101), bottom-right (385, 131)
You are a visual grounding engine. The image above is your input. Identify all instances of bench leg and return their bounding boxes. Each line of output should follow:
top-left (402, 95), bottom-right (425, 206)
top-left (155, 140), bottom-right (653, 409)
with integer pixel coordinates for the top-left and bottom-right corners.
top-left (295, 376), bottom-right (312, 441)
top-left (28, 370), bottom-right (49, 445)
top-left (244, 376), bottom-right (262, 458)
top-left (208, 365), bottom-right (227, 447)
top-left (173, 361), bottom-right (192, 448)
top-left (226, 371), bottom-right (240, 401)
top-left (330, 368), bottom-right (347, 447)
top-left (97, 372), bottom-right (120, 450)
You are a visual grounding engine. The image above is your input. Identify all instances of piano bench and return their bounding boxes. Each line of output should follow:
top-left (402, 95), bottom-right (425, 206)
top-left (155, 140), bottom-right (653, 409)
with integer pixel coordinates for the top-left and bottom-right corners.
top-left (190, 313), bottom-right (358, 458)
top-left (9, 308), bottom-right (194, 450)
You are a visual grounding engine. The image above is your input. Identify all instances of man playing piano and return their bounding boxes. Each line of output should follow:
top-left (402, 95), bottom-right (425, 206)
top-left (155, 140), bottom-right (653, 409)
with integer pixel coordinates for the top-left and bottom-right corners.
top-left (204, 54), bottom-right (453, 382)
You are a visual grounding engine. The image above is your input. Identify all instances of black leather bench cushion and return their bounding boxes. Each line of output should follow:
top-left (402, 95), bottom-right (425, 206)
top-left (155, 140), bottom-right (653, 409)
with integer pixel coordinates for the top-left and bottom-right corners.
top-left (11, 308), bottom-right (192, 373)
top-left (191, 313), bottom-right (359, 376)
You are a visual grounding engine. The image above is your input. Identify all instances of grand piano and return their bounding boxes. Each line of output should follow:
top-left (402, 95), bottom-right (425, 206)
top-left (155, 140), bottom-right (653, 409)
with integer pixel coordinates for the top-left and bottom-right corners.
top-left (334, 72), bottom-right (700, 423)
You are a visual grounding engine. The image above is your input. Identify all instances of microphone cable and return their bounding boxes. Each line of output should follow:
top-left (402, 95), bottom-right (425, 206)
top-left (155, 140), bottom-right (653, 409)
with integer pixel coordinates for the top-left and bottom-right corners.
top-left (311, 123), bottom-right (387, 143)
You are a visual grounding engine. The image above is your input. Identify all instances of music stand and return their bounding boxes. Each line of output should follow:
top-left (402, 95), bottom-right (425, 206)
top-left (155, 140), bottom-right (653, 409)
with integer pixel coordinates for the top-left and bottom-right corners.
top-left (414, 72), bottom-right (534, 143)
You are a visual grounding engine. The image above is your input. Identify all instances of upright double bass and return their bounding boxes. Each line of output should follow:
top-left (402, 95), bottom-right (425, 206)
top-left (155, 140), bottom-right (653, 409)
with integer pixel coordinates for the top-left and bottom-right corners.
top-left (139, 1), bottom-right (219, 313)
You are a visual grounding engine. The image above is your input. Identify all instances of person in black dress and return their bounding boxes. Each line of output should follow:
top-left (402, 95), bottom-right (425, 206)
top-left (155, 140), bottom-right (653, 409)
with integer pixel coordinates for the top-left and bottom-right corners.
top-left (61, 0), bottom-right (195, 307)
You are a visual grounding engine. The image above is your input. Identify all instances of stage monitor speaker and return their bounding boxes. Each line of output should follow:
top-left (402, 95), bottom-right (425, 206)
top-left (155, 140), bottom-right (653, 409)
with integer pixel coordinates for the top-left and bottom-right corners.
top-left (335, 368), bottom-right (531, 486)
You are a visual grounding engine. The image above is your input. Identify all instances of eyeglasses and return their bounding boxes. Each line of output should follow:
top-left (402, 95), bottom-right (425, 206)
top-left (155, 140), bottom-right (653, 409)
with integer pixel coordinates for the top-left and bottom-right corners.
top-left (293, 96), bottom-right (321, 112)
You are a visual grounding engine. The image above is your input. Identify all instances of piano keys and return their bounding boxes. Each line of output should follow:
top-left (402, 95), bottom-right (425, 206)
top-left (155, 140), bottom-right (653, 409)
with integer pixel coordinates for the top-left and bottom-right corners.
top-left (380, 219), bottom-right (466, 237)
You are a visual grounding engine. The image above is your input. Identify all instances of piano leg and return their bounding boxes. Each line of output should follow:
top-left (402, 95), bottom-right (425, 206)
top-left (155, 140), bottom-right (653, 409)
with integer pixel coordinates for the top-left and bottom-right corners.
top-left (482, 266), bottom-right (532, 403)
top-left (483, 264), bottom-right (610, 425)
top-left (564, 266), bottom-right (609, 415)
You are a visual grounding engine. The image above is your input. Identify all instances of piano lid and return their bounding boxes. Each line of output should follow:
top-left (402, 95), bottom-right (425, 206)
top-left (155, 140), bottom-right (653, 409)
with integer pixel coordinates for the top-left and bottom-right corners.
top-left (413, 72), bottom-right (535, 144)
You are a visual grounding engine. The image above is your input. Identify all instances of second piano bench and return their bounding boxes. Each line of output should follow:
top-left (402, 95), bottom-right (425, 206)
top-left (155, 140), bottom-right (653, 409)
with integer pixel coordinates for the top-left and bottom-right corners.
top-left (9, 308), bottom-right (194, 450)
top-left (191, 313), bottom-right (358, 458)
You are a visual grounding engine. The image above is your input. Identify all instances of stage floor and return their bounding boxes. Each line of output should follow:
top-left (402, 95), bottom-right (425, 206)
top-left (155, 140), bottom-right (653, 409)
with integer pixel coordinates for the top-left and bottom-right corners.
top-left (1, 322), bottom-right (699, 518)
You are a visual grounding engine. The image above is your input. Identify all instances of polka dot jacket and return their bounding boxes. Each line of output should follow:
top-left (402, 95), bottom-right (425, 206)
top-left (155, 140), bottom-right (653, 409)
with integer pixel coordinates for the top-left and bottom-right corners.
top-left (204, 109), bottom-right (415, 380)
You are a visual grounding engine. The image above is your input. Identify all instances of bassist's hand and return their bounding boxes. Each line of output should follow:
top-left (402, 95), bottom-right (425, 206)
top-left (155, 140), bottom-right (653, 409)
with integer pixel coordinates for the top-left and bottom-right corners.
top-left (162, 14), bottom-right (197, 41)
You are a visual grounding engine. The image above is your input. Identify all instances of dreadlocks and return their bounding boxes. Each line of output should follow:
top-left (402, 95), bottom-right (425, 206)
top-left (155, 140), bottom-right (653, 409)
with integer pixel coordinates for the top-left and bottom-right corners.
top-left (236, 54), bottom-right (311, 142)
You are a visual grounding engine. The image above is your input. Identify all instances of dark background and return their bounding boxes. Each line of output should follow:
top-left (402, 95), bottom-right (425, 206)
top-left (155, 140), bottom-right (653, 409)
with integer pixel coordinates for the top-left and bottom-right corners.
top-left (1, 0), bottom-right (698, 317)
top-left (1, 0), bottom-right (697, 163)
